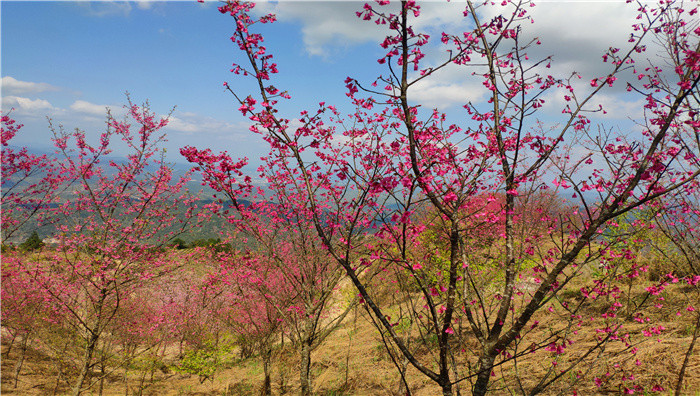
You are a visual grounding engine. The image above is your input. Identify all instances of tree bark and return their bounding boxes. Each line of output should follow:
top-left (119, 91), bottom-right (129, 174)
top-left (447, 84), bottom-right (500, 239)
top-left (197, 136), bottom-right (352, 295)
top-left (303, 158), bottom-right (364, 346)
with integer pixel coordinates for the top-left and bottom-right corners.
top-left (12, 332), bottom-right (29, 388)
top-left (472, 353), bottom-right (496, 396)
top-left (4, 330), bottom-right (17, 359)
top-left (71, 330), bottom-right (100, 396)
top-left (397, 355), bottom-right (412, 396)
top-left (300, 341), bottom-right (312, 396)
top-left (261, 347), bottom-right (272, 396)
top-left (440, 382), bottom-right (453, 396)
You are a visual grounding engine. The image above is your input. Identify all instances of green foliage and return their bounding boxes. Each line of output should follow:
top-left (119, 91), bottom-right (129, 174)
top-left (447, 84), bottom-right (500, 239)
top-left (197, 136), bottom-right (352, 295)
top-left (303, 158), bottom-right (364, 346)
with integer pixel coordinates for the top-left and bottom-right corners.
top-left (422, 332), bottom-right (439, 348)
top-left (19, 231), bottom-right (44, 252)
top-left (393, 315), bottom-right (413, 335)
top-left (129, 354), bottom-right (169, 374)
top-left (189, 237), bottom-right (221, 247)
top-left (558, 288), bottom-right (584, 301)
top-left (372, 343), bottom-right (389, 362)
top-left (414, 222), bottom-right (506, 306)
top-left (1, 243), bottom-right (16, 253)
top-left (169, 237), bottom-right (188, 249)
top-left (188, 237), bottom-right (233, 252)
top-left (682, 323), bottom-right (697, 337)
top-left (174, 340), bottom-right (236, 383)
top-left (164, 236), bottom-right (235, 252)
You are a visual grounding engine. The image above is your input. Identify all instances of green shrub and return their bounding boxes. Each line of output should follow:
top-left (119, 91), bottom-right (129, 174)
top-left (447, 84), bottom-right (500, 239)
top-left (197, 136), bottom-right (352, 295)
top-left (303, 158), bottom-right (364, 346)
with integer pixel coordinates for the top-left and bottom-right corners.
top-left (169, 237), bottom-right (188, 249)
top-left (174, 340), bottom-right (235, 383)
top-left (20, 231), bottom-right (44, 252)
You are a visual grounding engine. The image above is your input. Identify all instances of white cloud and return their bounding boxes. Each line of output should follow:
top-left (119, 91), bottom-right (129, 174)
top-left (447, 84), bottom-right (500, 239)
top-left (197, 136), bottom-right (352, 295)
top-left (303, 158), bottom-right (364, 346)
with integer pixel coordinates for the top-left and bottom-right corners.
top-left (253, 1), bottom-right (472, 58)
top-left (520, 2), bottom-right (640, 77)
top-left (166, 116), bottom-right (202, 133)
top-left (160, 112), bottom-right (263, 162)
top-left (70, 100), bottom-right (111, 116)
top-left (76, 1), bottom-right (132, 17)
top-left (74, 0), bottom-right (175, 17)
top-left (254, 1), bottom-right (646, 111)
top-left (135, 1), bottom-right (154, 10)
top-left (592, 94), bottom-right (646, 122)
top-left (163, 113), bottom-right (250, 137)
top-left (255, 1), bottom-right (386, 57)
top-left (410, 78), bottom-right (487, 110)
top-left (540, 89), bottom-right (646, 122)
top-left (257, 1), bottom-right (639, 67)
top-left (2, 76), bottom-right (59, 95)
top-left (1, 95), bottom-right (55, 116)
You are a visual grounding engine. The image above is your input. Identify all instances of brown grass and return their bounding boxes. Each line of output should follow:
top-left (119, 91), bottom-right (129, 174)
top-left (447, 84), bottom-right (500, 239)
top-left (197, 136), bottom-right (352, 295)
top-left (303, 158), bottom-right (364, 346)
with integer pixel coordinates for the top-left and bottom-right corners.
top-left (2, 276), bottom-right (699, 395)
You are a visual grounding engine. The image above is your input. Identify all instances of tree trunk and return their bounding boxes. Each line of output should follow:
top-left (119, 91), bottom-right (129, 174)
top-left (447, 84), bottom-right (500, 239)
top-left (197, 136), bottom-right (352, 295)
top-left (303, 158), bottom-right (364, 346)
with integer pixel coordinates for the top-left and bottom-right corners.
top-left (12, 332), bottom-right (29, 388)
top-left (472, 354), bottom-right (496, 396)
top-left (300, 342), bottom-right (312, 396)
top-left (136, 370), bottom-right (147, 396)
top-left (123, 364), bottom-right (130, 396)
top-left (450, 352), bottom-right (462, 396)
top-left (278, 334), bottom-right (288, 394)
top-left (4, 330), bottom-right (18, 359)
top-left (440, 381), bottom-right (453, 396)
top-left (53, 340), bottom-right (71, 395)
top-left (675, 312), bottom-right (700, 396)
top-left (261, 347), bottom-right (272, 396)
top-left (98, 350), bottom-right (107, 396)
top-left (397, 355), bottom-right (412, 396)
top-left (71, 330), bottom-right (100, 396)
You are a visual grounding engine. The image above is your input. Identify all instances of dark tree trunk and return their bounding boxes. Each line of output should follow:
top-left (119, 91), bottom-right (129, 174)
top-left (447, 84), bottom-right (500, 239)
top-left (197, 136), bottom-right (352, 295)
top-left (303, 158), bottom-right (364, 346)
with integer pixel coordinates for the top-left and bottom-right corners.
top-left (71, 330), bottom-right (100, 396)
top-left (261, 347), bottom-right (272, 396)
top-left (4, 330), bottom-right (18, 359)
top-left (12, 332), bottom-right (29, 388)
top-left (472, 354), bottom-right (496, 396)
top-left (300, 342), bottom-right (312, 396)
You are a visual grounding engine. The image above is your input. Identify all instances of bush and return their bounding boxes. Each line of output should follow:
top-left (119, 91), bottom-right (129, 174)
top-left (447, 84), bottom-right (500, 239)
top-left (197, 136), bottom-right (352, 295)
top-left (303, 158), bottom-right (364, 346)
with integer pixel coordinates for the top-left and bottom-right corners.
top-left (174, 340), bottom-right (235, 383)
top-left (169, 238), bottom-right (188, 249)
top-left (189, 237), bottom-right (232, 253)
top-left (19, 231), bottom-right (44, 252)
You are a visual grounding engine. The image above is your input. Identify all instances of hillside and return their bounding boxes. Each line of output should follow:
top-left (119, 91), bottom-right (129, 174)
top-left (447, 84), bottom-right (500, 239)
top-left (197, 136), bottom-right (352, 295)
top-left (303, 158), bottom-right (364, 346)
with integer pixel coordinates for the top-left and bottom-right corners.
top-left (2, 258), bottom-right (699, 396)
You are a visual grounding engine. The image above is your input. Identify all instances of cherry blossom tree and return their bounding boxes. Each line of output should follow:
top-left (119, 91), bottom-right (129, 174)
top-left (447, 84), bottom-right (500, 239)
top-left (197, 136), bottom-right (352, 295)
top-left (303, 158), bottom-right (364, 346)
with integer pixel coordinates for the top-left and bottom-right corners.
top-left (3, 101), bottom-right (202, 395)
top-left (1, 114), bottom-right (66, 243)
top-left (1, 114), bottom-right (70, 388)
top-left (0, 253), bottom-right (63, 388)
top-left (179, 151), bottom-right (358, 394)
top-left (186, 0), bottom-right (699, 394)
top-left (201, 248), bottom-right (290, 395)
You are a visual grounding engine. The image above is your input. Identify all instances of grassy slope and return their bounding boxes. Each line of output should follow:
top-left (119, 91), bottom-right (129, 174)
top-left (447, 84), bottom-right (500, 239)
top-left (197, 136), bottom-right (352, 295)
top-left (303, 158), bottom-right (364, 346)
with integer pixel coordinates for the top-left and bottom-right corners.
top-left (2, 261), bottom-right (699, 395)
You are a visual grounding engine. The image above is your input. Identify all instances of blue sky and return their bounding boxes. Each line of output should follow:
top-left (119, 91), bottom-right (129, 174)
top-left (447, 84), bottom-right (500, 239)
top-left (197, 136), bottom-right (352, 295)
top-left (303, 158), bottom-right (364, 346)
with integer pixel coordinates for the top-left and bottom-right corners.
top-left (2, 1), bottom-right (378, 163)
top-left (2, 0), bottom-right (647, 170)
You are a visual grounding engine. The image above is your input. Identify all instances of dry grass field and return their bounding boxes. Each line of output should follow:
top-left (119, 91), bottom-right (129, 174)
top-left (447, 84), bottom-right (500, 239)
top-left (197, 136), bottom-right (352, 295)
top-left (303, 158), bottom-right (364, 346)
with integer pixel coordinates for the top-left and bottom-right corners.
top-left (2, 274), bottom-right (699, 396)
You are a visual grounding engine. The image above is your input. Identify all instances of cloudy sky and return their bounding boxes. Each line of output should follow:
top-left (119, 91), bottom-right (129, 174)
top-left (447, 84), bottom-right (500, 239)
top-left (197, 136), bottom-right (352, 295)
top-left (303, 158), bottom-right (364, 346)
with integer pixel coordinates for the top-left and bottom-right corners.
top-left (2, 0), bottom-right (647, 166)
